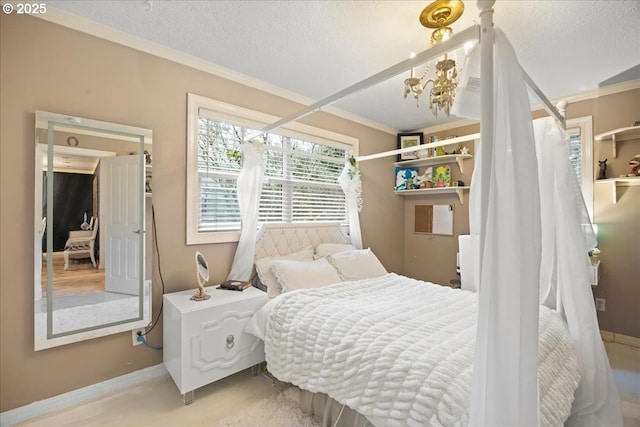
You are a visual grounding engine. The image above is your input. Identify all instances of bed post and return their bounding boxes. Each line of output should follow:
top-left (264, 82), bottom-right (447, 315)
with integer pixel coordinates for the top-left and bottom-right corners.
top-left (476, 0), bottom-right (495, 288)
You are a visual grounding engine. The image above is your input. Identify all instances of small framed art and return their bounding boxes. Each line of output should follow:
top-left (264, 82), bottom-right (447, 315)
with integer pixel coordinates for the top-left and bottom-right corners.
top-left (397, 132), bottom-right (424, 161)
top-left (395, 167), bottom-right (419, 191)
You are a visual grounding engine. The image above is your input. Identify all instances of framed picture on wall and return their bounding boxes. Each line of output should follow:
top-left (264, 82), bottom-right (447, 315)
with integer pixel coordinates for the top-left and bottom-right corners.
top-left (397, 132), bottom-right (424, 161)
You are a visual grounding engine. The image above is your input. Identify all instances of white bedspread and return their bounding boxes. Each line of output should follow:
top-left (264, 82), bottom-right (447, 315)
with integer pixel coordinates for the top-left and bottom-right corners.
top-left (262, 273), bottom-right (580, 427)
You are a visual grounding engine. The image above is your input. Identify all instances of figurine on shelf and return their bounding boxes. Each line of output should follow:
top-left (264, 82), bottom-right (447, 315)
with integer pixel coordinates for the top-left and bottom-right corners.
top-left (597, 159), bottom-right (608, 180)
top-left (460, 146), bottom-right (470, 155)
top-left (628, 154), bottom-right (640, 176)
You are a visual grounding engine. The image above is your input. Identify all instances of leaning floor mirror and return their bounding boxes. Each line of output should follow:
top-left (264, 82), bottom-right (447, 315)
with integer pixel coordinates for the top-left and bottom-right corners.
top-left (34, 111), bottom-right (152, 350)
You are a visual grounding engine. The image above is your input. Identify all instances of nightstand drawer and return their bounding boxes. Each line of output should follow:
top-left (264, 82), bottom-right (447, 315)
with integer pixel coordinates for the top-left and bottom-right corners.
top-left (163, 287), bottom-right (268, 396)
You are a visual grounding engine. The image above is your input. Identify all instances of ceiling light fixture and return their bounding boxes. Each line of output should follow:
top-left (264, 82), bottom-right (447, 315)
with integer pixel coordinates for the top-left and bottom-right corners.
top-left (403, 0), bottom-right (464, 118)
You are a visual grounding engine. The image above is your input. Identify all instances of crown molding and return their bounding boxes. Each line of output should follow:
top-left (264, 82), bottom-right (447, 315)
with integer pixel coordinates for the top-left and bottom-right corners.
top-left (418, 79), bottom-right (640, 134)
top-left (31, 8), bottom-right (639, 138)
top-left (34, 7), bottom-right (397, 136)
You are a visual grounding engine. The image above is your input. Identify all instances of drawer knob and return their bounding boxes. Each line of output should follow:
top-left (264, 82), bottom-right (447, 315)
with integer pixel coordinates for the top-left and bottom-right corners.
top-left (226, 334), bottom-right (235, 349)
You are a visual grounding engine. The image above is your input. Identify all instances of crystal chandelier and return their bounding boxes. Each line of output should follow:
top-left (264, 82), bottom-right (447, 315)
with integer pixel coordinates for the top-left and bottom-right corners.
top-left (403, 0), bottom-right (464, 118)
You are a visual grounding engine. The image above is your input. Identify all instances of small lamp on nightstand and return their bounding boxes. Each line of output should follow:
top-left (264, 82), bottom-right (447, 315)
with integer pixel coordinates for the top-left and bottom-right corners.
top-left (191, 251), bottom-right (211, 301)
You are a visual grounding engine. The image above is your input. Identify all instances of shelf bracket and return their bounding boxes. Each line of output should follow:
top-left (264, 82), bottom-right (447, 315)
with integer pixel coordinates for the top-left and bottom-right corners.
top-left (456, 188), bottom-right (464, 204)
top-left (612, 181), bottom-right (617, 204)
top-left (612, 133), bottom-right (617, 159)
top-left (456, 157), bottom-right (465, 174)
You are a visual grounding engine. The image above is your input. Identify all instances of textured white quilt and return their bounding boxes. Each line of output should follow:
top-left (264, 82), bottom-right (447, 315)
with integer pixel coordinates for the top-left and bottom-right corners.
top-left (264, 273), bottom-right (580, 427)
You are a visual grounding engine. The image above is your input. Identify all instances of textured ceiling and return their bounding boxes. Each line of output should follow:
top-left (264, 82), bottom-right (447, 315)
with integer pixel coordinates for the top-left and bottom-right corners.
top-left (46, 1), bottom-right (640, 133)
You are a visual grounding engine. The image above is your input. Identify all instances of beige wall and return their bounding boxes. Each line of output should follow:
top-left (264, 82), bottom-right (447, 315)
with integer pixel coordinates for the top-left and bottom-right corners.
top-left (404, 90), bottom-right (640, 337)
top-left (582, 89), bottom-right (640, 338)
top-left (0, 14), bottom-right (403, 411)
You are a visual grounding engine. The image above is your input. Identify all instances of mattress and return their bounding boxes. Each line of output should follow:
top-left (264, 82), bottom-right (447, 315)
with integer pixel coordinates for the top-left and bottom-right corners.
top-left (248, 273), bottom-right (580, 427)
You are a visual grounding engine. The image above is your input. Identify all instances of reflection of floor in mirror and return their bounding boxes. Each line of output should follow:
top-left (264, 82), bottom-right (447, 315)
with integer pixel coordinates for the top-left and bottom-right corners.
top-left (35, 291), bottom-right (134, 313)
top-left (35, 292), bottom-right (149, 335)
top-left (41, 252), bottom-right (104, 297)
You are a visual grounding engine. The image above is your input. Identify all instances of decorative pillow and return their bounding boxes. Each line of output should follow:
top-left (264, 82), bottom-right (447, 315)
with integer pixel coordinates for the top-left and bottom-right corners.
top-left (271, 258), bottom-right (342, 292)
top-left (327, 248), bottom-right (388, 281)
top-left (255, 247), bottom-right (314, 298)
top-left (314, 243), bottom-right (357, 259)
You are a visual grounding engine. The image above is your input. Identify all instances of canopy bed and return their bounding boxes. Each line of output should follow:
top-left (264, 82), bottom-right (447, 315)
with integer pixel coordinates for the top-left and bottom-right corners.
top-left (230, 1), bottom-right (622, 425)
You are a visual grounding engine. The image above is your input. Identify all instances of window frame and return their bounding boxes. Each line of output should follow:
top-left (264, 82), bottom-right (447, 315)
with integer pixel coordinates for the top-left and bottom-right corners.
top-left (186, 93), bottom-right (359, 245)
top-left (566, 116), bottom-right (594, 222)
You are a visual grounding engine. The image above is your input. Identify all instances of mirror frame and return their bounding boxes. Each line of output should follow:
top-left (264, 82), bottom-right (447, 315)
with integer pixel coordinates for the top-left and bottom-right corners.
top-left (34, 111), bottom-right (152, 350)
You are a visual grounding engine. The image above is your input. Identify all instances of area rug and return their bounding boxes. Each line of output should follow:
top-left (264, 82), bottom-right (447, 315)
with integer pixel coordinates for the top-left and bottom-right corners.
top-left (211, 387), bottom-right (321, 427)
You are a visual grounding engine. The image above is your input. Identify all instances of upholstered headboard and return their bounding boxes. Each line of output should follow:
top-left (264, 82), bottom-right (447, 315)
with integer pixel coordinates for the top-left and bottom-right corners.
top-left (254, 222), bottom-right (350, 260)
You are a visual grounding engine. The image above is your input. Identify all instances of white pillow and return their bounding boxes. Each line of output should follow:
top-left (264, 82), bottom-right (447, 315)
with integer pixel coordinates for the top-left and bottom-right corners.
top-left (314, 243), bottom-right (357, 259)
top-left (271, 258), bottom-right (342, 292)
top-left (327, 248), bottom-right (388, 281)
top-left (255, 247), bottom-right (314, 298)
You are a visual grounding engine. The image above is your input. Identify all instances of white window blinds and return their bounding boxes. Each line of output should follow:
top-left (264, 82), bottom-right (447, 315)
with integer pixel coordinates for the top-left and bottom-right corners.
top-left (196, 113), bottom-right (349, 234)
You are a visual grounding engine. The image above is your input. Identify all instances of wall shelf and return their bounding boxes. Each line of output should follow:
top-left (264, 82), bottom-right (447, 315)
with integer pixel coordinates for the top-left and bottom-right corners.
top-left (395, 154), bottom-right (473, 174)
top-left (394, 186), bottom-right (470, 204)
top-left (594, 125), bottom-right (640, 158)
top-left (595, 176), bottom-right (640, 203)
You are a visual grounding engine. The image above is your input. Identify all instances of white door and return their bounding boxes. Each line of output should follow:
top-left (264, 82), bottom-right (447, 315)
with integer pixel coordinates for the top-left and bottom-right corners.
top-left (101, 155), bottom-right (143, 295)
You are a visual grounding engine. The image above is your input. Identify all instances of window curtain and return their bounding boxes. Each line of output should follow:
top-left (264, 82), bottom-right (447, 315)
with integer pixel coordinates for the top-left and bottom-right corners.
top-left (464, 29), bottom-right (542, 426)
top-left (337, 158), bottom-right (363, 249)
top-left (533, 117), bottom-right (622, 426)
top-left (226, 142), bottom-right (264, 281)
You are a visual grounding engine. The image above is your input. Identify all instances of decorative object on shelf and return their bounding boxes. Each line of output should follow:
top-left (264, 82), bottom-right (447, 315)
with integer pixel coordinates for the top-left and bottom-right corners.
top-left (432, 165), bottom-right (451, 187)
top-left (403, 0), bottom-right (464, 117)
top-left (395, 167), bottom-right (420, 190)
top-left (628, 154), bottom-right (640, 176)
top-left (80, 212), bottom-right (90, 230)
top-left (415, 169), bottom-right (433, 188)
top-left (634, 120), bottom-right (640, 126)
top-left (191, 251), bottom-right (211, 301)
top-left (597, 159), bottom-right (608, 180)
top-left (436, 145), bottom-right (447, 156)
top-left (460, 146), bottom-right (470, 155)
top-left (588, 247), bottom-right (600, 265)
top-left (397, 133), bottom-right (424, 161)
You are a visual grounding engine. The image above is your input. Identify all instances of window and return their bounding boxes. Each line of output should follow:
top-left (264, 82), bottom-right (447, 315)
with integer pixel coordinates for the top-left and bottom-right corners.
top-left (566, 116), bottom-right (594, 221)
top-left (187, 94), bottom-right (358, 244)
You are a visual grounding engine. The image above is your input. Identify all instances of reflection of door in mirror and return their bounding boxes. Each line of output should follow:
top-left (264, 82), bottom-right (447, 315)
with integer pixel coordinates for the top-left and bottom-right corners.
top-left (414, 204), bottom-right (454, 235)
top-left (34, 111), bottom-right (152, 350)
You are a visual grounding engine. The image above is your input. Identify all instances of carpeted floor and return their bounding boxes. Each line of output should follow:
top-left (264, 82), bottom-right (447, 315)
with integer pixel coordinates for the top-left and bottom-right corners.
top-left (211, 387), bottom-right (320, 427)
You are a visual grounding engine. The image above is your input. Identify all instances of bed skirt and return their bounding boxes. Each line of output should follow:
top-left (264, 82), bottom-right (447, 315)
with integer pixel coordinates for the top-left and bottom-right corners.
top-left (296, 388), bottom-right (375, 427)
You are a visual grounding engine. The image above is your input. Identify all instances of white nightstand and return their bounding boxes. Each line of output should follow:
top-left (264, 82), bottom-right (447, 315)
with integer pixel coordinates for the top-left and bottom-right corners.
top-left (163, 286), bottom-right (268, 404)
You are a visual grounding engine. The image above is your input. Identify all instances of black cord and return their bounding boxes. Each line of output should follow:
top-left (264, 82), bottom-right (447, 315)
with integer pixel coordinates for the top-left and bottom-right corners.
top-left (139, 203), bottom-right (164, 337)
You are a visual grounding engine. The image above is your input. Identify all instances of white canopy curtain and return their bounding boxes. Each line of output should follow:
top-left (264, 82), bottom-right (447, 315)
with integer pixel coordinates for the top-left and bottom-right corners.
top-left (226, 142), bottom-right (264, 281)
top-left (463, 29), bottom-right (542, 427)
top-left (337, 158), bottom-right (363, 249)
top-left (455, 23), bottom-right (622, 426)
top-left (533, 117), bottom-right (622, 426)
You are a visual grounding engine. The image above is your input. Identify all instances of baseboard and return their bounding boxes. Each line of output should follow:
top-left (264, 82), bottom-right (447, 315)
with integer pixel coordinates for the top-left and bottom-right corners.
top-left (601, 330), bottom-right (640, 348)
top-left (0, 363), bottom-right (168, 426)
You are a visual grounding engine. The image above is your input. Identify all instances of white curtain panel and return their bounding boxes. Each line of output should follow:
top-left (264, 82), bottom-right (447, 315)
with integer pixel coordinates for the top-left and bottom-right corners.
top-left (337, 161), bottom-right (363, 249)
top-left (534, 118), bottom-right (622, 426)
top-left (227, 142), bottom-right (264, 281)
top-left (468, 29), bottom-right (542, 426)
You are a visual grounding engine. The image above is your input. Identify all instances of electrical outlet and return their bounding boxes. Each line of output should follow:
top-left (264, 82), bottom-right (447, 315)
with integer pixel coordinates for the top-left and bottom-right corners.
top-left (132, 328), bottom-right (145, 346)
top-left (595, 298), bottom-right (606, 312)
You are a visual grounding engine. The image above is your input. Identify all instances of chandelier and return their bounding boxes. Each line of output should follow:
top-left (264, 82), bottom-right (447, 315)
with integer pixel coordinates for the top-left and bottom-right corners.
top-left (403, 0), bottom-right (464, 118)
